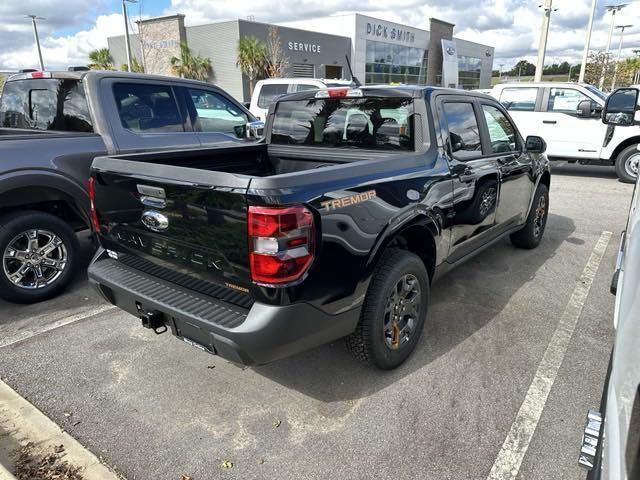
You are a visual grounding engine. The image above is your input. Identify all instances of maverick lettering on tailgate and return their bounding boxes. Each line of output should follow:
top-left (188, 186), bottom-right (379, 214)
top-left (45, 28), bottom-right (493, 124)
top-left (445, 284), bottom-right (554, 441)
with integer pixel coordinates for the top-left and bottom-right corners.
top-left (321, 190), bottom-right (377, 211)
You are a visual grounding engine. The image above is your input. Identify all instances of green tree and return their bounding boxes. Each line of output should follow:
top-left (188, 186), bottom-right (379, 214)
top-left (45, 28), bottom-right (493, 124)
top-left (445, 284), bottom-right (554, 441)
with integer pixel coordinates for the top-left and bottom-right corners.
top-left (507, 60), bottom-right (535, 77)
top-left (121, 57), bottom-right (145, 73)
top-left (170, 42), bottom-right (212, 81)
top-left (88, 48), bottom-right (114, 70)
top-left (236, 36), bottom-right (267, 96)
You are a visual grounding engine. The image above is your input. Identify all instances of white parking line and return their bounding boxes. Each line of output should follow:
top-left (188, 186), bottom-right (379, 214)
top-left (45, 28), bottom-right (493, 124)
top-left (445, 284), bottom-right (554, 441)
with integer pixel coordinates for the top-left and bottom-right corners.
top-left (0, 304), bottom-right (117, 349)
top-left (487, 230), bottom-right (612, 480)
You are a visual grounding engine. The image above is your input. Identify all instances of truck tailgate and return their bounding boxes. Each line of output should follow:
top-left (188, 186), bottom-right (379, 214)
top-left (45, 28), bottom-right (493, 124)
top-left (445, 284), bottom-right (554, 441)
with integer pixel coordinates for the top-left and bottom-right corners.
top-left (91, 156), bottom-right (253, 299)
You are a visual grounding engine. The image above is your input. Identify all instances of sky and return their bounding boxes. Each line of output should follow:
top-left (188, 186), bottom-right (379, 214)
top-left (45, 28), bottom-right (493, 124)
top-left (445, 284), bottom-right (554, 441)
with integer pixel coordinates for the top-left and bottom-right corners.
top-left (0, 0), bottom-right (639, 72)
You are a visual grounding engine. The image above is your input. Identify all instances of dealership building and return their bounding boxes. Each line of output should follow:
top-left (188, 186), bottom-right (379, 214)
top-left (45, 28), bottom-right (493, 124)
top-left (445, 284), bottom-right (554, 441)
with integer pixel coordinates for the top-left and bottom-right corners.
top-left (108, 13), bottom-right (494, 102)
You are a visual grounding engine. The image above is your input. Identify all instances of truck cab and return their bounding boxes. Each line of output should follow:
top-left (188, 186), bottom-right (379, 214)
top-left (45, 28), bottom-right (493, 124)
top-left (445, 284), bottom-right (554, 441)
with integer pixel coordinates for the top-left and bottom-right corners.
top-left (491, 82), bottom-right (640, 183)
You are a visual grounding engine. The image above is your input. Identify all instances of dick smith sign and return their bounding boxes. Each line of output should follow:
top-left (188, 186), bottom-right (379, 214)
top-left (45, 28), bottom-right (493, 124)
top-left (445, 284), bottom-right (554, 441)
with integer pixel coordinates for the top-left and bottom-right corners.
top-left (288, 41), bottom-right (321, 54)
top-left (366, 22), bottom-right (415, 43)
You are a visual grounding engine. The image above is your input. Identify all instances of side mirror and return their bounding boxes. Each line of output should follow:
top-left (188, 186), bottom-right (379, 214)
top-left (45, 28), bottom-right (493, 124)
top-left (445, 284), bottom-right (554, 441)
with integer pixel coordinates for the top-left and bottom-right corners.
top-left (525, 135), bottom-right (546, 153)
top-left (602, 88), bottom-right (640, 126)
top-left (246, 120), bottom-right (265, 139)
top-left (576, 99), bottom-right (595, 118)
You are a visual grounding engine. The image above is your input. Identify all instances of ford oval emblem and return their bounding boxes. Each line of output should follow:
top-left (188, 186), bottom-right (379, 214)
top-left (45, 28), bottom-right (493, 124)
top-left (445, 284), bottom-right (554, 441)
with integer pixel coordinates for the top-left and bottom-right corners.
top-left (141, 210), bottom-right (169, 232)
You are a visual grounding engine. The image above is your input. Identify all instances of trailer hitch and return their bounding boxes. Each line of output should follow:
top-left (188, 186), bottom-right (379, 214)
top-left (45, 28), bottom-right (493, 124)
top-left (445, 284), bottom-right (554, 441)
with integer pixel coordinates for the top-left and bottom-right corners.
top-left (136, 303), bottom-right (167, 334)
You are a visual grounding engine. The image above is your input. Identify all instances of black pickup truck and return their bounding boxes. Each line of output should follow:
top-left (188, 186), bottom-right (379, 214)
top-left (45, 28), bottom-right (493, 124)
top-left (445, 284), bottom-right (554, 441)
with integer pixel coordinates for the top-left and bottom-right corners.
top-left (88, 86), bottom-right (551, 369)
top-left (0, 69), bottom-right (259, 303)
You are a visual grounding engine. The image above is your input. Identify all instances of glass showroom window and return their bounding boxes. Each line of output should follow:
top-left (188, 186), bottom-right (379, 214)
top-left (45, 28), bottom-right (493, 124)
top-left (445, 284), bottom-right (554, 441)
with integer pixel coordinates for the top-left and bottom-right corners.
top-left (365, 41), bottom-right (427, 85)
top-left (458, 56), bottom-right (482, 90)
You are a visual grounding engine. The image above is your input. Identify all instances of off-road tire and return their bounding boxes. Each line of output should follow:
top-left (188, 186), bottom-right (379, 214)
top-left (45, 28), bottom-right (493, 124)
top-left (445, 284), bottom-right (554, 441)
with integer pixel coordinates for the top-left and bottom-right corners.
top-left (346, 249), bottom-right (429, 369)
top-left (510, 183), bottom-right (549, 250)
top-left (614, 144), bottom-right (640, 184)
top-left (0, 211), bottom-right (79, 303)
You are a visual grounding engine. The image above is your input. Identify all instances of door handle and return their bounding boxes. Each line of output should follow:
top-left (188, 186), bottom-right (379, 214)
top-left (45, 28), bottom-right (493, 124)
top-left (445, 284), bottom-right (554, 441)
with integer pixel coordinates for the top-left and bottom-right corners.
top-left (542, 120), bottom-right (557, 124)
top-left (459, 167), bottom-right (475, 183)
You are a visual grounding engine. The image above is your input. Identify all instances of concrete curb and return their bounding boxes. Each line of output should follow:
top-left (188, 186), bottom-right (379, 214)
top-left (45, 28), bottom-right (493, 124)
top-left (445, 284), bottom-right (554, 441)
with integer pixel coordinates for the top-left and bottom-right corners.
top-left (0, 379), bottom-right (120, 480)
top-left (0, 463), bottom-right (17, 480)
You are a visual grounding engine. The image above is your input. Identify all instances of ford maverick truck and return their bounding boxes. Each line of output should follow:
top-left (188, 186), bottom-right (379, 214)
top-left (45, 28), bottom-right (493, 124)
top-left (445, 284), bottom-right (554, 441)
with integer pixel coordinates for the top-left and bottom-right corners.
top-left (88, 86), bottom-right (551, 369)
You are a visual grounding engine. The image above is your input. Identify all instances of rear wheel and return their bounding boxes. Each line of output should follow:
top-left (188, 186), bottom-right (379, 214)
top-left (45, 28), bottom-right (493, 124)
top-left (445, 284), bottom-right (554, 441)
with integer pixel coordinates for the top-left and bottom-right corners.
top-left (614, 144), bottom-right (640, 184)
top-left (346, 250), bottom-right (429, 369)
top-left (510, 183), bottom-right (549, 250)
top-left (0, 211), bottom-right (79, 303)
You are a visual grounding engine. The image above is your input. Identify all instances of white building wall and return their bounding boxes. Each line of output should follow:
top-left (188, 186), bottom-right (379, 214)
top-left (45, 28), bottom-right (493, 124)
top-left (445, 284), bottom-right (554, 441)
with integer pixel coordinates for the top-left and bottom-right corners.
top-left (455, 37), bottom-right (495, 89)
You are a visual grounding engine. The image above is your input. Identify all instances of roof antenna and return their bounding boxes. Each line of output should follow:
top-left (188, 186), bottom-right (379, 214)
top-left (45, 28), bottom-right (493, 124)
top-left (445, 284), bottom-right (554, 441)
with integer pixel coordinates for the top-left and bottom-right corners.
top-left (345, 55), bottom-right (361, 88)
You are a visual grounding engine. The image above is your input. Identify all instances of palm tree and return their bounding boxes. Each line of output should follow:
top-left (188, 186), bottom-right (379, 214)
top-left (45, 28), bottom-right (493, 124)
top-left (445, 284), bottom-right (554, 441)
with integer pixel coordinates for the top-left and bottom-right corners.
top-left (170, 43), bottom-right (212, 81)
top-left (236, 36), bottom-right (267, 96)
top-left (88, 48), bottom-right (114, 70)
top-left (121, 58), bottom-right (144, 73)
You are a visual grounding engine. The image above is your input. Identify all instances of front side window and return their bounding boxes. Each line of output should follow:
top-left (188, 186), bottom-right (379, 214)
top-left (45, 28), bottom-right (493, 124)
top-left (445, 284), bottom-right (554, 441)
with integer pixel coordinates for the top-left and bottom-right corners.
top-left (257, 84), bottom-right (289, 108)
top-left (113, 83), bottom-right (183, 133)
top-left (500, 87), bottom-right (538, 112)
top-left (271, 97), bottom-right (415, 151)
top-left (443, 102), bottom-right (482, 160)
top-left (0, 78), bottom-right (93, 132)
top-left (187, 88), bottom-right (247, 138)
top-left (547, 88), bottom-right (590, 113)
top-left (482, 105), bottom-right (518, 153)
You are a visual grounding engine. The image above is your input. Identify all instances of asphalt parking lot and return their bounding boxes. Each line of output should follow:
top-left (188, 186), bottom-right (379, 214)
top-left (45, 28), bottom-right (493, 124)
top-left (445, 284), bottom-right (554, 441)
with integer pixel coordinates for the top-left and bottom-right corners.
top-left (0, 163), bottom-right (634, 480)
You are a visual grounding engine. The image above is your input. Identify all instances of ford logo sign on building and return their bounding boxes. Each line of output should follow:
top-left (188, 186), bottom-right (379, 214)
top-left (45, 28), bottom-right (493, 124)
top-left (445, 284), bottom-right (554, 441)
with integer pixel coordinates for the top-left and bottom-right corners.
top-left (141, 210), bottom-right (169, 232)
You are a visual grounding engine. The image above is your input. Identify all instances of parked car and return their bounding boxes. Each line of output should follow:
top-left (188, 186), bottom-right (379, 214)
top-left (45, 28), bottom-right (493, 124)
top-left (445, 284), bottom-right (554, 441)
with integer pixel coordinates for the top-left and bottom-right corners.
top-left (491, 82), bottom-right (640, 183)
top-left (579, 87), bottom-right (640, 479)
top-left (87, 85), bottom-right (550, 369)
top-left (0, 69), bottom-right (261, 303)
top-left (248, 77), bottom-right (351, 120)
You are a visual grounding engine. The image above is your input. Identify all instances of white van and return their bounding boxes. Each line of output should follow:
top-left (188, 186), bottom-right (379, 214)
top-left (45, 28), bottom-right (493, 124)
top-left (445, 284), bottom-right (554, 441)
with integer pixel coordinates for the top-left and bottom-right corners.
top-left (249, 78), bottom-right (351, 121)
top-left (491, 82), bottom-right (640, 182)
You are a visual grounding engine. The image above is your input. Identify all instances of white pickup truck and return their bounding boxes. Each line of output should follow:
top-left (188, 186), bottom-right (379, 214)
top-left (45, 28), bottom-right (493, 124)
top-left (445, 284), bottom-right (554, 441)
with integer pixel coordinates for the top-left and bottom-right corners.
top-left (491, 82), bottom-right (640, 183)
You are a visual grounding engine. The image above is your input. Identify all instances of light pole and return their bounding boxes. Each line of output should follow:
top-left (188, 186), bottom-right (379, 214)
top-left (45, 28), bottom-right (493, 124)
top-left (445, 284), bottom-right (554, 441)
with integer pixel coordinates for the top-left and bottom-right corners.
top-left (26, 15), bottom-right (45, 71)
top-left (122, 0), bottom-right (137, 71)
top-left (611, 24), bottom-right (633, 89)
top-left (499, 63), bottom-right (505, 79)
top-left (599, 4), bottom-right (627, 89)
top-left (578, 0), bottom-right (597, 83)
top-left (535, 0), bottom-right (557, 82)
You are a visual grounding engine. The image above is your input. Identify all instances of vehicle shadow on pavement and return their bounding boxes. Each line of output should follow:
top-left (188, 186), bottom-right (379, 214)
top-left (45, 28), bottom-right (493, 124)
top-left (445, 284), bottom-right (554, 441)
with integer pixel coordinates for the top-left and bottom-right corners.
top-left (550, 163), bottom-right (618, 180)
top-left (252, 213), bottom-right (575, 402)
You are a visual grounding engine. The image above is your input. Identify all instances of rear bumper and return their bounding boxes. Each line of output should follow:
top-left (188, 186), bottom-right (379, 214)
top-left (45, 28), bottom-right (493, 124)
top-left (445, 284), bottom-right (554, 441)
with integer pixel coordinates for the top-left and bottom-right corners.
top-left (87, 249), bottom-right (360, 366)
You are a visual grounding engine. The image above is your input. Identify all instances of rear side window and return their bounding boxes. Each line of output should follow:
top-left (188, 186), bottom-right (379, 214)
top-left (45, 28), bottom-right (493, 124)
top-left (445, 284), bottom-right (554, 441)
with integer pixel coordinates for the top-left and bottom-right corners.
top-left (443, 102), bottom-right (482, 160)
top-left (0, 79), bottom-right (93, 132)
top-left (295, 84), bottom-right (318, 92)
top-left (257, 84), bottom-right (289, 108)
top-left (499, 87), bottom-right (538, 112)
top-left (482, 104), bottom-right (518, 153)
top-left (113, 83), bottom-right (183, 133)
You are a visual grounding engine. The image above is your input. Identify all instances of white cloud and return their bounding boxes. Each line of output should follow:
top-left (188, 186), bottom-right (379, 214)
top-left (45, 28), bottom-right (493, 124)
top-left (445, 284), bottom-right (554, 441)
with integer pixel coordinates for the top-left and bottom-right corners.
top-left (0, 14), bottom-right (127, 70)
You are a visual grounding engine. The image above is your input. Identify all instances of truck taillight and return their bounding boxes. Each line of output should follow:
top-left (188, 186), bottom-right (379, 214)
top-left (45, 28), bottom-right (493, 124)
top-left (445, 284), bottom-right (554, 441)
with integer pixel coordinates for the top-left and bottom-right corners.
top-left (248, 205), bottom-right (315, 285)
top-left (87, 177), bottom-right (100, 232)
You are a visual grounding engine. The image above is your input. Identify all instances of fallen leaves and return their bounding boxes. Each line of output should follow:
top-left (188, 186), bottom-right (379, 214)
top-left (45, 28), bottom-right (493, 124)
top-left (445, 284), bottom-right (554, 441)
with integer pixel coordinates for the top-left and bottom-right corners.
top-left (272, 419), bottom-right (281, 428)
top-left (13, 442), bottom-right (84, 480)
top-left (221, 460), bottom-right (234, 469)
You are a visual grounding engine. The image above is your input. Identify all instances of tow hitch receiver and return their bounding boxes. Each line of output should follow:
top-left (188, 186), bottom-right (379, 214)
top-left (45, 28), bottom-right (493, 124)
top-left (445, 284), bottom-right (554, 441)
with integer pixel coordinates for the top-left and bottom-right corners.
top-left (136, 302), bottom-right (167, 334)
top-left (579, 409), bottom-right (603, 470)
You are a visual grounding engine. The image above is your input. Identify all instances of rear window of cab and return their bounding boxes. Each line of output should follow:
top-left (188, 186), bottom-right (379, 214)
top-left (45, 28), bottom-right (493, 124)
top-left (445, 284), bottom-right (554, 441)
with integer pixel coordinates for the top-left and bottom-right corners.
top-left (271, 97), bottom-right (415, 151)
